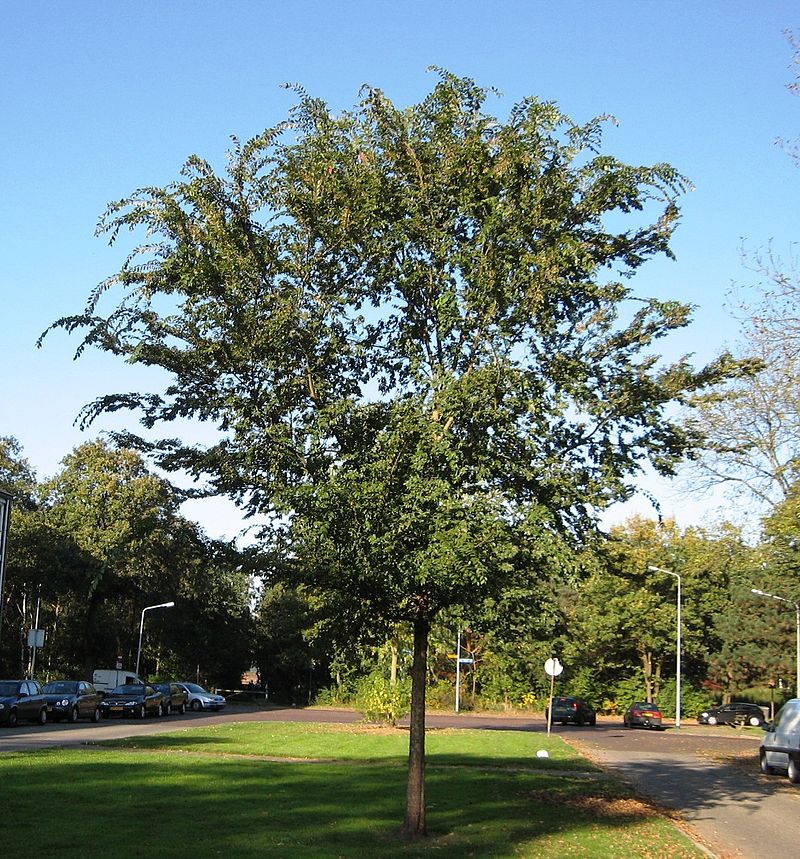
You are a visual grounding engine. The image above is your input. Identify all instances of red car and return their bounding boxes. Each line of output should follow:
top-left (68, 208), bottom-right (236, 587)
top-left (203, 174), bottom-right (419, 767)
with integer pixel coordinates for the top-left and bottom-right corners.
top-left (623, 701), bottom-right (663, 729)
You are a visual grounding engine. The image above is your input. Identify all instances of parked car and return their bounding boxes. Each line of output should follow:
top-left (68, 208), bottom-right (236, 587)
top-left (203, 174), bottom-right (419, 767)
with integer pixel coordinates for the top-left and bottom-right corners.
top-left (176, 682), bottom-right (227, 712)
top-left (0, 679), bottom-right (48, 727)
top-left (698, 702), bottom-right (766, 727)
top-left (153, 682), bottom-right (188, 715)
top-left (41, 680), bottom-right (102, 723)
top-left (547, 695), bottom-right (596, 726)
top-left (760, 698), bottom-right (800, 782)
top-left (99, 684), bottom-right (164, 719)
top-left (623, 701), bottom-right (663, 730)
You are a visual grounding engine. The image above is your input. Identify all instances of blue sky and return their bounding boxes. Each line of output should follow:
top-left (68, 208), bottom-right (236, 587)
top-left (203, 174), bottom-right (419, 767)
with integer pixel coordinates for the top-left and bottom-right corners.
top-left (2, 1), bottom-right (798, 538)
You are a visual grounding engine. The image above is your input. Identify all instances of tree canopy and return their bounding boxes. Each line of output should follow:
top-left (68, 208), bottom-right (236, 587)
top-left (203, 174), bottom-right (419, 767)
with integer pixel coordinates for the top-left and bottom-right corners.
top-left (43, 72), bottom-right (739, 836)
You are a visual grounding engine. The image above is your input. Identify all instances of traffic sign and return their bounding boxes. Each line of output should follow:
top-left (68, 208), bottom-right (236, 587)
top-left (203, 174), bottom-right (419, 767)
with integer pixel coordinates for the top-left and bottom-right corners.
top-left (544, 657), bottom-right (563, 677)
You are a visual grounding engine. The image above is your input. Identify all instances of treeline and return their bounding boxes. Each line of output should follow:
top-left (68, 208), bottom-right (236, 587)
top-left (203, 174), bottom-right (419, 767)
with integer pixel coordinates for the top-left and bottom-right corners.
top-left (3, 434), bottom-right (798, 715)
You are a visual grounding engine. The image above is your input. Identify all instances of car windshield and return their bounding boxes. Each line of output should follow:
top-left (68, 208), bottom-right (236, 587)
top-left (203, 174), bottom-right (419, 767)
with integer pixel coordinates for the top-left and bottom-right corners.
top-left (43, 681), bottom-right (78, 694)
top-left (634, 702), bottom-right (657, 709)
top-left (0, 681), bottom-right (21, 695)
top-left (183, 683), bottom-right (206, 693)
top-left (111, 684), bottom-right (145, 695)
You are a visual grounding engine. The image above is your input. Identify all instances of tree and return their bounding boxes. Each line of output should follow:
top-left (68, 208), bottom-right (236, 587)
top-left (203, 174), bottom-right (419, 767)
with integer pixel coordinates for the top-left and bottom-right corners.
top-left (43, 73), bottom-right (738, 837)
top-left (570, 516), bottom-right (745, 708)
top-left (686, 33), bottom-right (800, 513)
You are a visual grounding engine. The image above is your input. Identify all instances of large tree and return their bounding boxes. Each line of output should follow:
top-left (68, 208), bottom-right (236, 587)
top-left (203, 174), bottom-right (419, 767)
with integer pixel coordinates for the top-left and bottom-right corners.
top-left (686, 33), bottom-right (800, 513)
top-left (44, 73), bottom-right (737, 836)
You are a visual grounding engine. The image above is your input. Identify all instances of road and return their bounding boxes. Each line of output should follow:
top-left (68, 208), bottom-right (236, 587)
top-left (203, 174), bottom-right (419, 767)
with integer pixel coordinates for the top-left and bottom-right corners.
top-left (3, 706), bottom-right (798, 858)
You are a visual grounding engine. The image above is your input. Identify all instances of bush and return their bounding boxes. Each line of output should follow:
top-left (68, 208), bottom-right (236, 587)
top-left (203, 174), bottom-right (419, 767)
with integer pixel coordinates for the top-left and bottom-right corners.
top-left (426, 679), bottom-right (458, 711)
top-left (354, 673), bottom-right (411, 725)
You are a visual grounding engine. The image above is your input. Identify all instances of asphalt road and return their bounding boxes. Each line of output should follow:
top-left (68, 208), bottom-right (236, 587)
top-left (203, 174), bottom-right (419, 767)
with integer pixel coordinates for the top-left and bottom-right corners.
top-left (3, 706), bottom-right (798, 858)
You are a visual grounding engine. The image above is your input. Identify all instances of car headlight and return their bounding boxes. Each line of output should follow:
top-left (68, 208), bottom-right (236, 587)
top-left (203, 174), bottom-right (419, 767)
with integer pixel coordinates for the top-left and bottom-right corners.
top-left (124, 700), bottom-right (138, 706)
top-left (59, 698), bottom-right (70, 706)
top-left (0, 703), bottom-right (5, 711)
top-left (700, 711), bottom-right (709, 717)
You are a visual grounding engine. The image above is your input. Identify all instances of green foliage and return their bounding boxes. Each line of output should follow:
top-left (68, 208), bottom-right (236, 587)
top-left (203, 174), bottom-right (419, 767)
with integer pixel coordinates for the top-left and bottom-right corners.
top-left (354, 672), bottom-right (411, 725)
top-left (40, 72), bottom-right (744, 830)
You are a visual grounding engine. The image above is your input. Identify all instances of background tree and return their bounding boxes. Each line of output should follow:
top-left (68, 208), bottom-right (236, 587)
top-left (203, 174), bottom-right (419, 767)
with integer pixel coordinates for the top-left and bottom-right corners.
top-left (44, 73), bottom-right (739, 837)
top-left (686, 33), bottom-right (800, 514)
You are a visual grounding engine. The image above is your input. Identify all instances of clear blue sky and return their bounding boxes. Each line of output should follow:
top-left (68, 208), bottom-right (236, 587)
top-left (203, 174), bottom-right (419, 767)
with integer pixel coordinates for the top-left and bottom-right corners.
top-left (2, 1), bottom-right (798, 537)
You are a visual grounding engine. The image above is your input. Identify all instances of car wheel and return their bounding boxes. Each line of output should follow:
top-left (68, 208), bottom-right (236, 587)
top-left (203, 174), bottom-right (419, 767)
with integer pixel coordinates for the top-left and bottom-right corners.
top-left (589, 714), bottom-right (596, 726)
top-left (179, 702), bottom-right (186, 714)
top-left (139, 704), bottom-right (146, 719)
top-left (749, 716), bottom-right (762, 727)
top-left (788, 756), bottom-right (800, 784)
top-left (7, 709), bottom-right (18, 727)
top-left (92, 707), bottom-right (101, 723)
top-left (69, 706), bottom-right (79, 724)
top-left (760, 750), bottom-right (776, 775)
top-left (707, 716), bottom-right (717, 725)
top-left (165, 702), bottom-right (172, 716)
top-left (191, 699), bottom-right (202, 712)
top-left (38, 708), bottom-right (47, 726)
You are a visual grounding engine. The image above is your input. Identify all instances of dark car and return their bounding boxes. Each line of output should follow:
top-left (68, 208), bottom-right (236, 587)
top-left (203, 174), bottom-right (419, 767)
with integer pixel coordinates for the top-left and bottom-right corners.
top-left (0, 679), bottom-right (48, 727)
top-left (548, 695), bottom-right (596, 726)
top-left (175, 682), bottom-right (227, 712)
top-left (698, 702), bottom-right (766, 727)
top-left (42, 680), bottom-right (102, 723)
top-left (153, 682), bottom-right (189, 715)
top-left (623, 701), bottom-right (663, 729)
top-left (99, 684), bottom-right (164, 719)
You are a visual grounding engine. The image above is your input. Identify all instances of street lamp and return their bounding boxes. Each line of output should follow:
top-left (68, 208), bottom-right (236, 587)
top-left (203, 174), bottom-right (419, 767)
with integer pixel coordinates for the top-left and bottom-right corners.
top-left (135, 601), bottom-right (175, 677)
top-left (751, 588), bottom-right (800, 696)
top-left (649, 565), bottom-right (682, 728)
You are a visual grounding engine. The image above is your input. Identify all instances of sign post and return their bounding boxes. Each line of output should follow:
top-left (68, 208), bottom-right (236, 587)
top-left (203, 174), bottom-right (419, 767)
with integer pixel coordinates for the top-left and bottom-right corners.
top-left (544, 657), bottom-right (564, 736)
top-left (0, 491), bottom-right (12, 646)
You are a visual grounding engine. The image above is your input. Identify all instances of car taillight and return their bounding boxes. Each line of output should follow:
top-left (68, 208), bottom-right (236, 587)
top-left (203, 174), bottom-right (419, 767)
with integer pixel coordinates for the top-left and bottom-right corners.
top-left (572, 702), bottom-right (578, 710)
top-left (653, 710), bottom-right (661, 717)
top-left (632, 709), bottom-right (642, 716)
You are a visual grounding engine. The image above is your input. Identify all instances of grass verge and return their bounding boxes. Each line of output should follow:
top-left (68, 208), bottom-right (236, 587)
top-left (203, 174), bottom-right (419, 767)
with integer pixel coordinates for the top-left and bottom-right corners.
top-left (2, 721), bottom-right (704, 857)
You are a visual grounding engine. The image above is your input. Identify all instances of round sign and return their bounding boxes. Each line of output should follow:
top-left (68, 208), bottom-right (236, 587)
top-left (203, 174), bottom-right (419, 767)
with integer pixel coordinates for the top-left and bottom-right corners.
top-left (544, 657), bottom-right (564, 677)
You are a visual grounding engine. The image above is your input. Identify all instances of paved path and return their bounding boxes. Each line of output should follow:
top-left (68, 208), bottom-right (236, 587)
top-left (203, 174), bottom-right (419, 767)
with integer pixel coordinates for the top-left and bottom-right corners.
top-left (569, 724), bottom-right (800, 859)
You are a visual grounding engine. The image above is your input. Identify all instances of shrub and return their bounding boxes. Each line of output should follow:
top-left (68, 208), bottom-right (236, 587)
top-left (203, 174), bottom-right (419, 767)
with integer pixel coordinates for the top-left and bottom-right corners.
top-left (354, 672), bottom-right (411, 725)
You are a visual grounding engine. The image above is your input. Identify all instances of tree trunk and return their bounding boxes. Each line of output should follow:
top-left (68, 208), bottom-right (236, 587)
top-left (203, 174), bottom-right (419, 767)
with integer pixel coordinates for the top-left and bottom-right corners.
top-left (402, 615), bottom-right (429, 838)
top-left (390, 637), bottom-right (398, 686)
top-left (642, 650), bottom-right (653, 701)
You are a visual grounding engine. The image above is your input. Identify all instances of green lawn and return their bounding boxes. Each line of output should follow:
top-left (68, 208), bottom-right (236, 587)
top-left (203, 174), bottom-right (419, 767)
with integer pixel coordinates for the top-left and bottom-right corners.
top-left (2, 721), bottom-right (704, 857)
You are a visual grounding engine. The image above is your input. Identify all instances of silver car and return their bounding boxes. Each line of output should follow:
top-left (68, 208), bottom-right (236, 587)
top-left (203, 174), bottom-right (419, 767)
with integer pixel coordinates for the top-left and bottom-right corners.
top-left (759, 698), bottom-right (800, 782)
top-left (176, 682), bottom-right (226, 711)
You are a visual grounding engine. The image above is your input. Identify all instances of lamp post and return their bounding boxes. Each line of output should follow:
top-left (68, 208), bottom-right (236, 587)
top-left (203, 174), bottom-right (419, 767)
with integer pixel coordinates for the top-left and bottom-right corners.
top-left (135, 601), bottom-right (175, 677)
top-left (649, 565), bottom-right (681, 728)
top-left (751, 588), bottom-right (800, 697)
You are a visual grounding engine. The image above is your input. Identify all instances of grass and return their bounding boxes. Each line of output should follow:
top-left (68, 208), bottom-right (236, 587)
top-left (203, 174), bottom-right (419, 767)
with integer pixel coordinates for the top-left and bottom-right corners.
top-left (2, 721), bottom-right (705, 858)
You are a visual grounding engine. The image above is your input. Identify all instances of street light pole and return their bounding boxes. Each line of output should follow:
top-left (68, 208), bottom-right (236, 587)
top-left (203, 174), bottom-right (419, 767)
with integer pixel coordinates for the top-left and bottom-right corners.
top-left (649, 565), bottom-right (681, 728)
top-left (751, 588), bottom-right (800, 696)
top-left (135, 601), bottom-right (175, 677)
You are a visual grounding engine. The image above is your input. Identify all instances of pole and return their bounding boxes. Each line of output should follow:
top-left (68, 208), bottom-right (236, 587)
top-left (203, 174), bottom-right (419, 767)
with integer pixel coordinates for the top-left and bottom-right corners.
top-left (795, 602), bottom-right (799, 698)
top-left (135, 601), bottom-right (175, 677)
top-left (29, 592), bottom-right (41, 678)
top-left (648, 566), bottom-right (681, 728)
top-left (455, 628), bottom-right (461, 714)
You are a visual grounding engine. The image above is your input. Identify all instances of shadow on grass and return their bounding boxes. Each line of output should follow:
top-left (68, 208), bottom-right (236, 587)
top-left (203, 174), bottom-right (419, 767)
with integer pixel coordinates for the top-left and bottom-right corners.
top-left (2, 749), bottom-right (701, 858)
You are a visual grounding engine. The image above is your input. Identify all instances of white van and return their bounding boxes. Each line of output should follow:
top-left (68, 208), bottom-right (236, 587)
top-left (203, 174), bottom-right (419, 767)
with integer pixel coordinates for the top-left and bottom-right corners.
top-left (92, 669), bottom-right (147, 693)
top-left (759, 698), bottom-right (800, 782)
